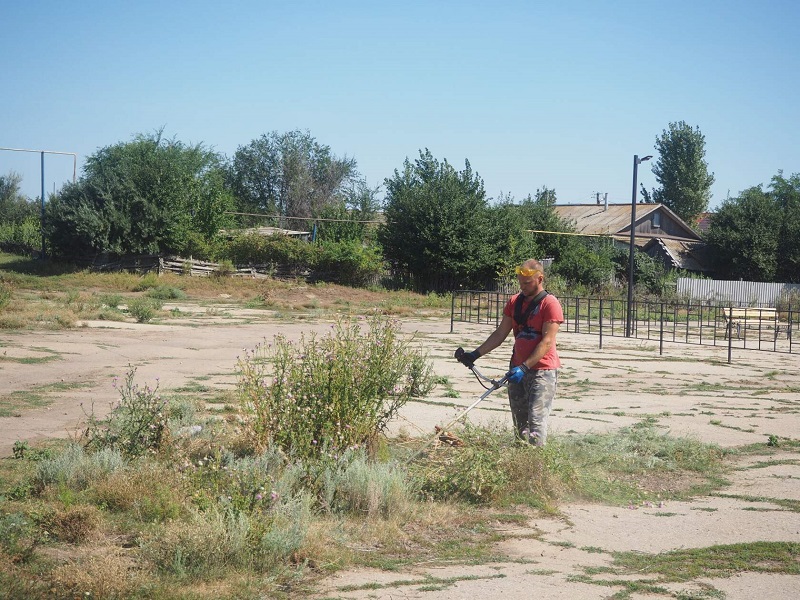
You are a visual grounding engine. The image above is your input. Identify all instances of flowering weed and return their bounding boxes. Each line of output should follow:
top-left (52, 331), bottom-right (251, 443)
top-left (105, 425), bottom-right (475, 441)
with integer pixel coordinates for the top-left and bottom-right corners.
top-left (237, 315), bottom-right (433, 458)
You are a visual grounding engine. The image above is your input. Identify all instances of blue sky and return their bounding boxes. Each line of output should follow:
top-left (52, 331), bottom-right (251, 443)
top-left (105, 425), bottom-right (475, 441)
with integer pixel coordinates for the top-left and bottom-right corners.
top-left (2, 0), bottom-right (798, 211)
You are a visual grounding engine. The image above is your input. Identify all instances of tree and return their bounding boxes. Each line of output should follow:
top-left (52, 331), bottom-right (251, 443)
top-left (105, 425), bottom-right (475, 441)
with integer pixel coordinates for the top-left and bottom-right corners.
top-left (227, 130), bottom-right (358, 223)
top-left (647, 121), bottom-right (715, 223)
top-left (703, 186), bottom-right (781, 281)
top-left (379, 149), bottom-right (491, 289)
top-left (488, 187), bottom-right (575, 278)
top-left (314, 179), bottom-right (382, 243)
top-left (772, 172), bottom-right (800, 282)
top-left (46, 130), bottom-right (233, 258)
top-left (0, 171), bottom-right (37, 224)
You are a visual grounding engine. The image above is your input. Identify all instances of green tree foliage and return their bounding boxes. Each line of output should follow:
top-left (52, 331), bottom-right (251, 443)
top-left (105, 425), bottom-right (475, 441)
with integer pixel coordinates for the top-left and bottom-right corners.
top-left (552, 240), bottom-right (617, 292)
top-left (379, 149), bottom-right (491, 288)
top-left (489, 187), bottom-right (574, 278)
top-left (704, 186), bottom-right (781, 281)
top-left (0, 172), bottom-right (37, 224)
top-left (227, 130), bottom-right (358, 222)
top-left (46, 131), bottom-right (233, 257)
top-left (772, 172), bottom-right (800, 282)
top-left (648, 121), bottom-right (715, 223)
top-left (314, 179), bottom-right (381, 242)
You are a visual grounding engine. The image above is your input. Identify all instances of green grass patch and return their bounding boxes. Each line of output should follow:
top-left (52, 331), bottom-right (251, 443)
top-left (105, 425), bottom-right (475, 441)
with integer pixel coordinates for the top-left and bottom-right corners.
top-left (612, 541), bottom-right (800, 580)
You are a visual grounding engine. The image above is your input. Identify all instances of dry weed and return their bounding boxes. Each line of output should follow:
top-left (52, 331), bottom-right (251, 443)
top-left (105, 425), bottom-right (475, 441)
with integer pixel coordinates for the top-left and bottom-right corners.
top-left (50, 547), bottom-right (144, 599)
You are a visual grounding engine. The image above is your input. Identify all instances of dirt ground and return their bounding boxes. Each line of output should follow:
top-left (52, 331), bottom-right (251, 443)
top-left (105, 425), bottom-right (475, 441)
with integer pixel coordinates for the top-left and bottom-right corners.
top-left (1, 300), bottom-right (800, 599)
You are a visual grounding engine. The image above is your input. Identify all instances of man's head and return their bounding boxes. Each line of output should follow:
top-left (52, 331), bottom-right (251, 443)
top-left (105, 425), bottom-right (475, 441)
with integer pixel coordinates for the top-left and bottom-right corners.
top-left (515, 259), bottom-right (545, 297)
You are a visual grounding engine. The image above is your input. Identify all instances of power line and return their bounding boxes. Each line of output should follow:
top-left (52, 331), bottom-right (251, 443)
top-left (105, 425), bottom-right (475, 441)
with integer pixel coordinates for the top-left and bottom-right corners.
top-left (224, 211), bottom-right (384, 224)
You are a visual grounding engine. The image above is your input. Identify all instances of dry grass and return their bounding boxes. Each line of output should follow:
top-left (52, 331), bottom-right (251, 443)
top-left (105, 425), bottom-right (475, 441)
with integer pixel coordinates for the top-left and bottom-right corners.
top-left (44, 505), bottom-right (102, 544)
top-left (49, 546), bottom-right (146, 599)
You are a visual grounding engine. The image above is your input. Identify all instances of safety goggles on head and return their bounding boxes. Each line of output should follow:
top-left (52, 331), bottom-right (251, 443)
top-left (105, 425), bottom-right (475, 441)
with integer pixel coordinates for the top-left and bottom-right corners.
top-left (515, 266), bottom-right (542, 277)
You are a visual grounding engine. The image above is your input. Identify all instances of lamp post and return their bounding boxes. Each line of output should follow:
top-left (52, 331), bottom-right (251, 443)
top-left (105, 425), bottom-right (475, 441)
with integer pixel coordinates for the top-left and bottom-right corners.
top-left (626, 154), bottom-right (652, 337)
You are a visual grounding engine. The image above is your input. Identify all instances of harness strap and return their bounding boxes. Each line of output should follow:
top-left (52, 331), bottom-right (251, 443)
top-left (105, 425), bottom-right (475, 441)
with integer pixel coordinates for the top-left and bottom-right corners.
top-left (513, 290), bottom-right (549, 336)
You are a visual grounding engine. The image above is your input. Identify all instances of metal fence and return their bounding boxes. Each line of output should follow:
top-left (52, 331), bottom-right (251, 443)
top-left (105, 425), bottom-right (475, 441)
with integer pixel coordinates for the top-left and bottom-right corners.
top-left (677, 278), bottom-right (800, 306)
top-left (450, 291), bottom-right (797, 363)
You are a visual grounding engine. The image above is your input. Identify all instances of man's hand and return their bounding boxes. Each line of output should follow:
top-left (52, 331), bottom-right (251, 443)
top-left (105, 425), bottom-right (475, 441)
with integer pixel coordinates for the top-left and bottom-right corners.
top-left (505, 364), bottom-right (530, 383)
top-left (454, 347), bottom-right (481, 368)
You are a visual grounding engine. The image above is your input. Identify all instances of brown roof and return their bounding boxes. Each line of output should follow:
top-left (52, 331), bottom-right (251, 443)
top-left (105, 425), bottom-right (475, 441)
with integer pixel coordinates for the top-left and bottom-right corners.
top-left (553, 203), bottom-right (660, 236)
top-left (644, 237), bottom-right (711, 272)
top-left (553, 203), bottom-right (700, 241)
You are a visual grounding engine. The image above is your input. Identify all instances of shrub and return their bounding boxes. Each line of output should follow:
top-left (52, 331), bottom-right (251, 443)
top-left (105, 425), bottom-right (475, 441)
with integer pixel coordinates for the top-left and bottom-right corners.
top-left (146, 285), bottom-right (186, 300)
top-left (321, 450), bottom-right (411, 517)
top-left (410, 424), bottom-right (576, 508)
top-left (42, 505), bottom-right (101, 543)
top-left (141, 495), bottom-right (312, 579)
top-left (98, 293), bottom-right (123, 309)
top-left (315, 240), bottom-right (386, 286)
top-left (81, 368), bottom-right (168, 458)
top-left (132, 273), bottom-right (160, 291)
top-left (34, 444), bottom-right (126, 492)
top-left (222, 232), bottom-right (318, 273)
top-left (126, 297), bottom-right (162, 322)
top-left (89, 463), bottom-right (183, 522)
top-left (237, 315), bottom-right (434, 459)
top-left (0, 279), bottom-right (11, 310)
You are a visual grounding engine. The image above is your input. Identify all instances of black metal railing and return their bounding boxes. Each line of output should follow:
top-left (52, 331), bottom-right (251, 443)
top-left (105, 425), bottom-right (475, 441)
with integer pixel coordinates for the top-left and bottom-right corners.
top-left (451, 291), bottom-right (795, 362)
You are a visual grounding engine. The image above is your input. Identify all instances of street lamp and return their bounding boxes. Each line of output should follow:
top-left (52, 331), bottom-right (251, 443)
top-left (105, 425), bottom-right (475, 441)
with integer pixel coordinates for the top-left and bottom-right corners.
top-left (626, 154), bottom-right (652, 337)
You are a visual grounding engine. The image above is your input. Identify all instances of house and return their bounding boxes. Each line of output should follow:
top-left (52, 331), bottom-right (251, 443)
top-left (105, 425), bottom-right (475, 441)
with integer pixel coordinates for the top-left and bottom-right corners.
top-left (552, 202), bottom-right (711, 274)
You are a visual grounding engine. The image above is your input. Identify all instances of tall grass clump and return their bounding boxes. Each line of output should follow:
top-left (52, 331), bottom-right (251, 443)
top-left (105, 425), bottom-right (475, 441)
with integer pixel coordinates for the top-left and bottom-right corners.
top-left (237, 315), bottom-right (434, 459)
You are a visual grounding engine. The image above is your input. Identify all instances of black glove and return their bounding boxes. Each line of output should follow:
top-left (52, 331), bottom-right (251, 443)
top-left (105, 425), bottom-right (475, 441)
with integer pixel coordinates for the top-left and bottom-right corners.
top-left (454, 347), bottom-right (481, 368)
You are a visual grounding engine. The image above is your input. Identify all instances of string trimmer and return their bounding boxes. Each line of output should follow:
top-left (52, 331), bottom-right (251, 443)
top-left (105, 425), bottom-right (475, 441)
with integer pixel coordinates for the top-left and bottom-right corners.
top-left (406, 348), bottom-right (508, 462)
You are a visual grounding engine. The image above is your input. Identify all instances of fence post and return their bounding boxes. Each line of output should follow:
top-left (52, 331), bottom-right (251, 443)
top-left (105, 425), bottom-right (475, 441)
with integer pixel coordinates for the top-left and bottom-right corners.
top-left (599, 299), bottom-right (604, 349)
top-left (660, 302), bottom-right (664, 355)
top-left (450, 291), bottom-right (456, 333)
top-left (727, 303), bottom-right (733, 364)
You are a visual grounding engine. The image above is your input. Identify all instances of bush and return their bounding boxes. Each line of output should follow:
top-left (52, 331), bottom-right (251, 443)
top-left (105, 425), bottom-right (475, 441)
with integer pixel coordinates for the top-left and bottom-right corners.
top-left (315, 240), bottom-right (386, 286)
top-left (237, 315), bottom-right (434, 459)
top-left (322, 450), bottom-right (411, 517)
top-left (146, 285), bottom-right (186, 300)
top-left (0, 279), bottom-right (11, 310)
top-left (223, 232), bottom-right (318, 273)
top-left (34, 444), bottom-right (126, 492)
top-left (81, 367), bottom-right (168, 458)
top-left (127, 297), bottom-right (162, 322)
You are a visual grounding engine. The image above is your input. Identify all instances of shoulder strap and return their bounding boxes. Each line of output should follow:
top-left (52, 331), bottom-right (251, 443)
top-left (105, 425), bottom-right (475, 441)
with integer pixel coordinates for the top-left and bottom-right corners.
top-left (513, 290), bottom-right (549, 328)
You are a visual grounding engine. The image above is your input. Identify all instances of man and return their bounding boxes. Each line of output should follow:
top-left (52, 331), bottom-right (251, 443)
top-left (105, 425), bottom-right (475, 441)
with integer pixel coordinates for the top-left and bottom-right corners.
top-left (456, 259), bottom-right (564, 445)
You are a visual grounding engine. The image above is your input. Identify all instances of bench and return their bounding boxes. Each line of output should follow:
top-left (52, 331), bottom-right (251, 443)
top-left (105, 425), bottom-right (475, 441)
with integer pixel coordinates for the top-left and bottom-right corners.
top-left (722, 307), bottom-right (790, 340)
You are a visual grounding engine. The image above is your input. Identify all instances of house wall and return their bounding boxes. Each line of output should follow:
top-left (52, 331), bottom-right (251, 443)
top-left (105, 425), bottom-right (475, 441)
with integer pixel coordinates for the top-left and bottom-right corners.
top-left (635, 209), bottom-right (695, 239)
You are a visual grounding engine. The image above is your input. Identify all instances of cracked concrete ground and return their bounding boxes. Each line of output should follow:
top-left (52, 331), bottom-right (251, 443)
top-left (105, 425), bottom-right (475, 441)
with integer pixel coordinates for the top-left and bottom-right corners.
top-left (1, 306), bottom-right (799, 599)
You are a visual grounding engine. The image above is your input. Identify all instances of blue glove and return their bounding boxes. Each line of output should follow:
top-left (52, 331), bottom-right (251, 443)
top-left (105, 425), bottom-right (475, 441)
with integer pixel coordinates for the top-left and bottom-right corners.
top-left (506, 364), bottom-right (530, 383)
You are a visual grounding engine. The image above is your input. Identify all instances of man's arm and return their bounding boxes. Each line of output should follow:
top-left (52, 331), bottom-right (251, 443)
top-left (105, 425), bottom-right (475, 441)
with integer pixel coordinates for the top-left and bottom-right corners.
top-left (520, 321), bottom-right (560, 369)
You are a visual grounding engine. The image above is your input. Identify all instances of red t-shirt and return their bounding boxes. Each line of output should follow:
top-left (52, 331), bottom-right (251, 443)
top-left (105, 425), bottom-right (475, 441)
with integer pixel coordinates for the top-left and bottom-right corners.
top-left (503, 292), bottom-right (564, 369)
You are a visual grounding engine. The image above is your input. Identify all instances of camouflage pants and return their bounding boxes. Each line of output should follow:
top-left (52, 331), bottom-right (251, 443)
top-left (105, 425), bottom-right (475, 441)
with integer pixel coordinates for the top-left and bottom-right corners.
top-left (507, 368), bottom-right (558, 446)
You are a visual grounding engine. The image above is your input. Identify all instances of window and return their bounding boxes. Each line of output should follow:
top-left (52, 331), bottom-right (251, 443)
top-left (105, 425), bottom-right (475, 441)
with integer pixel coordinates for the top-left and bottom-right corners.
top-left (653, 212), bottom-right (661, 228)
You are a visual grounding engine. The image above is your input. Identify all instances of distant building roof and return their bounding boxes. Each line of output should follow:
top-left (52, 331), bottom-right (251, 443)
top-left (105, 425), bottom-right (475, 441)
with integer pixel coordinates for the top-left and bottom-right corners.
top-left (553, 203), bottom-right (701, 242)
top-left (219, 226), bottom-right (310, 239)
top-left (643, 237), bottom-right (712, 273)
